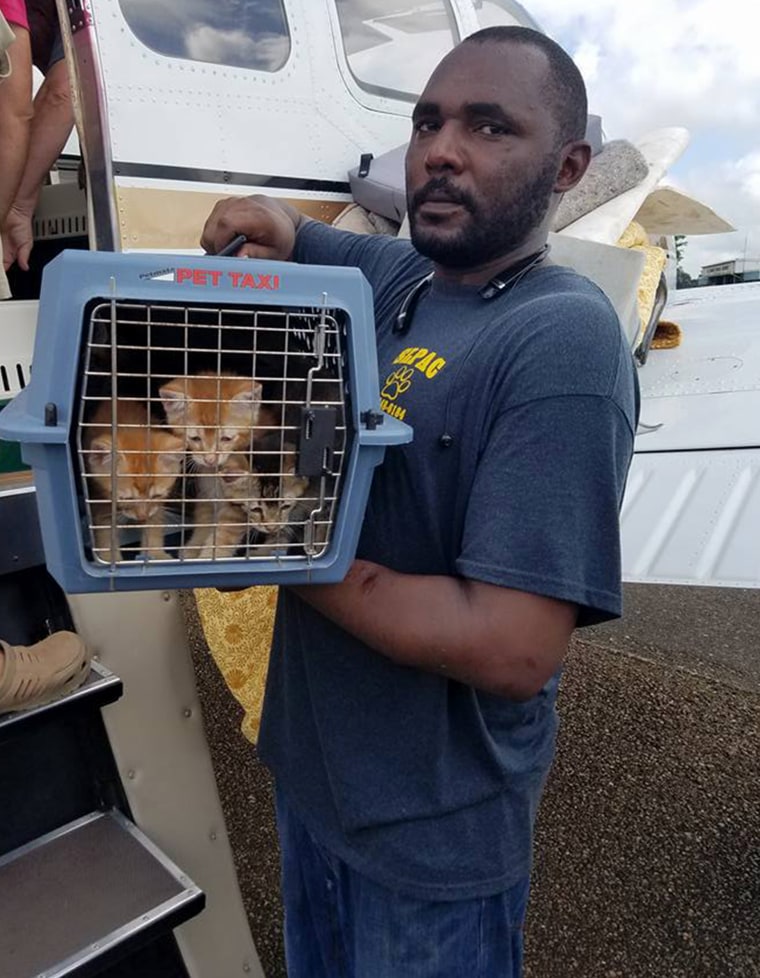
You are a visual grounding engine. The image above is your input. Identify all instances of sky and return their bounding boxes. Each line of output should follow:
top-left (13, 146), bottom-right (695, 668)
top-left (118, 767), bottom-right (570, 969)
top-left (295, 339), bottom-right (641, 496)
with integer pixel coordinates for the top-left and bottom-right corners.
top-left (526, 0), bottom-right (760, 278)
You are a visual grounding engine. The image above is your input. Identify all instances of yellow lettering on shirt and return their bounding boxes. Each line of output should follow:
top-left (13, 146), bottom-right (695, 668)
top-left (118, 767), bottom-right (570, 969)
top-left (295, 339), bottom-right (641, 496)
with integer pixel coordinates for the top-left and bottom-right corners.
top-left (393, 346), bottom-right (447, 379)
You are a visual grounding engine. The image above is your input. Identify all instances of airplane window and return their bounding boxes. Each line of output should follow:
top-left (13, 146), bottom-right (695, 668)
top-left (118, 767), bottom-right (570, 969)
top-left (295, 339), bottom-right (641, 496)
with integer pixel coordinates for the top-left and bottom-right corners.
top-left (119, 0), bottom-right (291, 72)
top-left (335, 0), bottom-right (459, 102)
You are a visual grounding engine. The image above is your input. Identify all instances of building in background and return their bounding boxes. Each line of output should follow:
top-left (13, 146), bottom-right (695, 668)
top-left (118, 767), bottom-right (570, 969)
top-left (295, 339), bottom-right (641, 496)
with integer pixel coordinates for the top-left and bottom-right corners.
top-left (698, 258), bottom-right (760, 286)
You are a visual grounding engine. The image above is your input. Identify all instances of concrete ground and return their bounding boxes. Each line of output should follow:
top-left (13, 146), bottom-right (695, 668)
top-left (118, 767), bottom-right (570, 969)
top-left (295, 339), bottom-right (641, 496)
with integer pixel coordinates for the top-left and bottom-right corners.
top-left (187, 584), bottom-right (760, 978)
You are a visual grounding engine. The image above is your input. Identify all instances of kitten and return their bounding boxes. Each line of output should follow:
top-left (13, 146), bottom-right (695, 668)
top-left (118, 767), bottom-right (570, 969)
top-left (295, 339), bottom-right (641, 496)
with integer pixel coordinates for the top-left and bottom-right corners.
top-left (159, 371), bottom-right (264, 555)
top-left (196, 437), bottom-right (314, 559)
top-left (83, 399), bottom-right (185, 563)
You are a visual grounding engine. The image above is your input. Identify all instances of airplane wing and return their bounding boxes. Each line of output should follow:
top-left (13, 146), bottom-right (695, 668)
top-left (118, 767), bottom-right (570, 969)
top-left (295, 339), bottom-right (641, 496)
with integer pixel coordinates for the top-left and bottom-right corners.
top-left (633, 185), bottom-right (735, 237)
top-left (623, 282), bottom-right (760, 586)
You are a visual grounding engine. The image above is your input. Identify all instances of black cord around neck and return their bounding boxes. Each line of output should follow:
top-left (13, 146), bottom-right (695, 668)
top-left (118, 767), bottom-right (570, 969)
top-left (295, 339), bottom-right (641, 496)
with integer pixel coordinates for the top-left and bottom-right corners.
top-left (393, 244), bottom-right (550, 335)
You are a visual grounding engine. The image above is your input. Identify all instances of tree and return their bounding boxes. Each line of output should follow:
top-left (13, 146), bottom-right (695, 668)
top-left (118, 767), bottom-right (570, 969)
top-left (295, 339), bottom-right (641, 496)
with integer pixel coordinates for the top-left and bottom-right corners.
top-left (674, 234), bottom-right (695, 288)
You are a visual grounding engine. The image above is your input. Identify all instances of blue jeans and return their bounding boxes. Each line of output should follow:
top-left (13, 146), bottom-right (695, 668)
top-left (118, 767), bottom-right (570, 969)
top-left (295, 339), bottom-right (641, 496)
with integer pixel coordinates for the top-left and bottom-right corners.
top-left (275, 789), bottom-right (530, 978)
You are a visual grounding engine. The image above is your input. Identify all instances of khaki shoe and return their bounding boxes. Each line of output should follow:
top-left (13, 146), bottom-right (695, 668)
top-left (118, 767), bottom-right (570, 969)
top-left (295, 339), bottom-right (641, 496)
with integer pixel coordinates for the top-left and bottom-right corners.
top-left (0, 632), bottom-right (91, 714)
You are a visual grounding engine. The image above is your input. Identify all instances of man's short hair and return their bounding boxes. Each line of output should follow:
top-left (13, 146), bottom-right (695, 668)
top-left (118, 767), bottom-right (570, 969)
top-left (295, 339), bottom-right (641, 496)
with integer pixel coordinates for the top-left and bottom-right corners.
top-left (463, 26), bottom-right (588, 146)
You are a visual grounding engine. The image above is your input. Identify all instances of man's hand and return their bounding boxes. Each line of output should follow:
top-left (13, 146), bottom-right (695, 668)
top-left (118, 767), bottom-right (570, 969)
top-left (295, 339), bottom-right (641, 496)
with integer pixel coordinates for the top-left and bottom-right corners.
top-left (2, 203), bottom-right (33, 271)
top-left (200, 194), bottom-right (304, 261)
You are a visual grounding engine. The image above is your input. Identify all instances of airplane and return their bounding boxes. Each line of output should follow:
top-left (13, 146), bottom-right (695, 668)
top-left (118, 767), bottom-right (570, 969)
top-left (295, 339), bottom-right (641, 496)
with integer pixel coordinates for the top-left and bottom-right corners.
top-left (0, 2), bottom-right (756, 977)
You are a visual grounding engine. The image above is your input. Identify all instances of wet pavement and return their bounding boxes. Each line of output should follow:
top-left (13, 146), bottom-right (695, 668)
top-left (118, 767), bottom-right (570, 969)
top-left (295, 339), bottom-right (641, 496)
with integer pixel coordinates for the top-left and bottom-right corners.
top-left (186, 584), bottom-right (760, 978)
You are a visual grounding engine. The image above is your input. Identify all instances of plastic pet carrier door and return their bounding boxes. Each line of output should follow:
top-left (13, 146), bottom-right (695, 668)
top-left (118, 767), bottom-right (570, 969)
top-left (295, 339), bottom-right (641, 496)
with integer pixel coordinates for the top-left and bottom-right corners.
top-left (0, 251), bottom-right (411, 593)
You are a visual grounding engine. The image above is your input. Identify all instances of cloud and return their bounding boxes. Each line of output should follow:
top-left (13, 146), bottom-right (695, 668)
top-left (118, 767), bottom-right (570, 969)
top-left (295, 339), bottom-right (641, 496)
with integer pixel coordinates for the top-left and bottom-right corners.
top-left (528, 0), bottom-right (760, 139)
top-left (184, 26), bottom-right (289, 72)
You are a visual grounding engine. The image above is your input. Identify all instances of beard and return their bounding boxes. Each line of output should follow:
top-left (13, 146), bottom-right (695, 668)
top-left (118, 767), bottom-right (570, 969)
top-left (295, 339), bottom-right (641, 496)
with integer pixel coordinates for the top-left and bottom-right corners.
top-left (408, 153), bottom-right (560, 268)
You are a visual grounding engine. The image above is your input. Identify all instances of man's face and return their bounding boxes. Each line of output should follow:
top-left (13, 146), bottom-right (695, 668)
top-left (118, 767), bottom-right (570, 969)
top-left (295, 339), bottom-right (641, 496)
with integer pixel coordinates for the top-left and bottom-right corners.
top-left (406, 41), bottom-right (563, 269)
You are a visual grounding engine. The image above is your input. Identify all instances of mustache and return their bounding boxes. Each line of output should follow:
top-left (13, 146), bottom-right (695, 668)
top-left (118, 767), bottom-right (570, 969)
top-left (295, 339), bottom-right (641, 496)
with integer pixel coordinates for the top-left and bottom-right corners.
top-left (410, 178), bottom-right (476, 213)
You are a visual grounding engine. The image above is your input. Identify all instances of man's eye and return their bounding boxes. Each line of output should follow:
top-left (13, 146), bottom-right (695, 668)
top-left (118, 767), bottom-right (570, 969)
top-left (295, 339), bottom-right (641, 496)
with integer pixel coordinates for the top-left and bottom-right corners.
top-left (476, 122), bottom-right (508, 136)
top-left (413, 119), bottom-right (440, 134)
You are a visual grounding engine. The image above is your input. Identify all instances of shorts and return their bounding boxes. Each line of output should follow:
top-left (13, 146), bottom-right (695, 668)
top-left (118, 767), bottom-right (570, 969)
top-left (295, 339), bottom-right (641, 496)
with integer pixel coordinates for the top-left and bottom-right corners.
top-left (0, 0), bottom-right (29, 32)
top-left (0, 12), bottom-right (13, 79)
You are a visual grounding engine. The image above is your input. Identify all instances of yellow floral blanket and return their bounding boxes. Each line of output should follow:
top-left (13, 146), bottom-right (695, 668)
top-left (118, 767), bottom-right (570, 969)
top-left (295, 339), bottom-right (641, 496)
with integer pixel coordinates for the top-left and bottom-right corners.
top-left (193, 586), bottom-right (277, 743)
top-left (617, 220), bottom-right (668, 346)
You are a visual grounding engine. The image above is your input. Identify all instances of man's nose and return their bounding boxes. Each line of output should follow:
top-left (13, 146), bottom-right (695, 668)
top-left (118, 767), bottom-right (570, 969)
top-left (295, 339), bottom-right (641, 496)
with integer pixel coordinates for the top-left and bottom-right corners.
top-left (424, 123), bottom-right (465, 172)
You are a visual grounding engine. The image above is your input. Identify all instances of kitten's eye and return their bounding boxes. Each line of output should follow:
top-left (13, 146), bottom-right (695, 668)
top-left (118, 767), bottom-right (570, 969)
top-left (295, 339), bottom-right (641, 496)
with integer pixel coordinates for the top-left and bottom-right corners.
top-left (189, 436), bottom-right (201, 444)
top-left (220, 435), bottom-right (233, 444)
top-left (281, 503), bottom-right (293, 514)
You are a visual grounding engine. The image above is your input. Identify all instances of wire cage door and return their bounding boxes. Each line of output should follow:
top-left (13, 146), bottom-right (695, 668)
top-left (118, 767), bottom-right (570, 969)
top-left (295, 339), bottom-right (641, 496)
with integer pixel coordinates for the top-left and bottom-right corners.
top-left (77, 295), bottom-right (348, 568)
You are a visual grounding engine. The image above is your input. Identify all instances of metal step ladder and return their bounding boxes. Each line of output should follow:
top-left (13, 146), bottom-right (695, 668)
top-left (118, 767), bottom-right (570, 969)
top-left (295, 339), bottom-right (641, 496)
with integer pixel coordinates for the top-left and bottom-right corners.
top-left (0, 647), bottom-right (205, 977)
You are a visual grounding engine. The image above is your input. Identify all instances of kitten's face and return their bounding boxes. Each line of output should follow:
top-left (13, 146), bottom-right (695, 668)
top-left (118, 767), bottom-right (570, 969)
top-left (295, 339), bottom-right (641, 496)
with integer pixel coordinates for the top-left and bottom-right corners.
top-left (219, 448), bottom-right (309, 534)
top-left (159, 374), bottom-right (262, 470)
top-left (218, 453), bottom-right (261, 504)
top-left (87, 428), bottom-right (184, 522)
top-left (251, 451), bottom-right (310, 534)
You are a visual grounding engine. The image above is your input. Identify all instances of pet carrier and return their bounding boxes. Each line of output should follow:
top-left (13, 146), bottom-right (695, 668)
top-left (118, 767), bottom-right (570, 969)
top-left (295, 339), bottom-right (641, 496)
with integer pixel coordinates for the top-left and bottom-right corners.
top-left (0, 301), bottom-right (35, 474)
top-left (0, 250), bottom-right (412, 592)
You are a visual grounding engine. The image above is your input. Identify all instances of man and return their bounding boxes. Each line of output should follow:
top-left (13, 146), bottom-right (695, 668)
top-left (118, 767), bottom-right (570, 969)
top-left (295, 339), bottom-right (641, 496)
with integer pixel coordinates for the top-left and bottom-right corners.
top-left (202, 26), bottom-right (638, 978)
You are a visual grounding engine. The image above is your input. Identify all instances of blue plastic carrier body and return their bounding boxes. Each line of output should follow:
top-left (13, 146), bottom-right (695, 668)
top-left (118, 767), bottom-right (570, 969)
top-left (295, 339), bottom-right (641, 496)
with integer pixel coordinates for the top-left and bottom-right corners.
top-left (0, 250), bottom-right (412, 593)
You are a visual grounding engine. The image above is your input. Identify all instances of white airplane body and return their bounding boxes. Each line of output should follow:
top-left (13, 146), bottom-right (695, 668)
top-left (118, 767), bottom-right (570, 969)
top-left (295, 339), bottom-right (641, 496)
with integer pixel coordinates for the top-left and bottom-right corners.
top-left (0, 2), bottom-right (757, 976)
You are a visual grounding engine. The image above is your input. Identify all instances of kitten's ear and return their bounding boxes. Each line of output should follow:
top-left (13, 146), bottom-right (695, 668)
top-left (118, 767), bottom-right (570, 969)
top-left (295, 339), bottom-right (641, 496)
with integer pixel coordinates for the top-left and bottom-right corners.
top-left (156, 433), bottom-right (185, 467)
top-left (159, 380), bottom-right (188, 421)
top-left (155, 432), bottom-right (185, 452)
top-left (232, 380), bottom-right (262, 405)
top-left (90, 435), bottom-right (112, 457)
top-left (87, 435), bottom-right (113, 470)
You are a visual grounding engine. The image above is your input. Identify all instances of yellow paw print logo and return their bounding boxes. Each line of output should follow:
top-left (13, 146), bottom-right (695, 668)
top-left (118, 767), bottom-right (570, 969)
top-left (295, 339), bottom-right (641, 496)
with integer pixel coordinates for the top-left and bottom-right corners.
top-left (382, 366), bottom-right (414, 401)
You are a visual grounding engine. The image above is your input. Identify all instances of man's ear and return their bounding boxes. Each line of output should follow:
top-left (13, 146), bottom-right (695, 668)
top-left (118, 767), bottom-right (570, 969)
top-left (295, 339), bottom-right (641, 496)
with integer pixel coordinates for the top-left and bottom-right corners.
top-left (554, 140), bottom-right (592, 193)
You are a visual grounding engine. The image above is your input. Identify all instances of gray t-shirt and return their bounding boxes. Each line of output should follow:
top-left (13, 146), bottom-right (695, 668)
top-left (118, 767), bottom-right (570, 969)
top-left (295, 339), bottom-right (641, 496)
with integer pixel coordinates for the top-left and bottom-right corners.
top-left (258, 220), bottom-right (638, 900)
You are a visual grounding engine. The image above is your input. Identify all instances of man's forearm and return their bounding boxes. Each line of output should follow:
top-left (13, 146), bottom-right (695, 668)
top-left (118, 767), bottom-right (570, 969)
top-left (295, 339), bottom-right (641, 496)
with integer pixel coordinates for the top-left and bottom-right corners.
top-left (291, 560), bottom-right (575, 700)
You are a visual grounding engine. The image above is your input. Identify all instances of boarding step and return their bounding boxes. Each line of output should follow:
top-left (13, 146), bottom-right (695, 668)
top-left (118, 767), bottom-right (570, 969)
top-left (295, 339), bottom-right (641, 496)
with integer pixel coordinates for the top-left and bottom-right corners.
top-left (0, 659), bottom-right (122, 736)
top-left (0, 810), bottom-right (204, 978)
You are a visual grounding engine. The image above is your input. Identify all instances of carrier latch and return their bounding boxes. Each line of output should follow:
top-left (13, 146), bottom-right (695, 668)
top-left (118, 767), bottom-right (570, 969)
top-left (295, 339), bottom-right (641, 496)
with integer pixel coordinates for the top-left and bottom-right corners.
top-left (297, 406), bottom-right (337, 477)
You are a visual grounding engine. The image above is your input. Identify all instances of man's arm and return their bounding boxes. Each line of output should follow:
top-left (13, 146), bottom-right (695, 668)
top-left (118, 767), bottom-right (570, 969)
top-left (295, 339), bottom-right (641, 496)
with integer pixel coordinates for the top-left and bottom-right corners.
top-left (0, 25), bottom-right (32, 226)
top-left (2, 57), bottom-right (74, 271)
top-left (292, 561), bottom-right (577, 701)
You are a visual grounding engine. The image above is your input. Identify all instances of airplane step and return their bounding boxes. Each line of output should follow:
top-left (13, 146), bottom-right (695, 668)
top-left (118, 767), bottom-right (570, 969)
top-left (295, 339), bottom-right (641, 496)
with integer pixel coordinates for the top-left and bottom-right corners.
top-left (0, 809), bottom-right (204, 978)
top-left (0, 659), bottom-right (122, 736)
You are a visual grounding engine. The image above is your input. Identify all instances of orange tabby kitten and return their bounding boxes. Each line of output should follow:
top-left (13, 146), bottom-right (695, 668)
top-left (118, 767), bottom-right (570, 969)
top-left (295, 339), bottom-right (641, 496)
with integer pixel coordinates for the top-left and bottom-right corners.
top-left (159, 371), bottom-right (264, 555)
top-left (83, 399), bottom-right (185, 562)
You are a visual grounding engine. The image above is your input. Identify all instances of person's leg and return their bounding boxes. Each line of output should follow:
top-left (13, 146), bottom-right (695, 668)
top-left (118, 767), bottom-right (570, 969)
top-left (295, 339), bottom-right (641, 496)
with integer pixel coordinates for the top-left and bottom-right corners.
top-left (2, 53), bottom-right (75, 271)
top-left (275, 788), bottom-right (530, 978)
top-left (0, 632), bottom-right (90, 713)
top-left (0, 24), bottom-right (32, 226)
top-left (275, 788), bottom-right (349, 978)
top-left (349, 869), bottom-right (530, 978)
